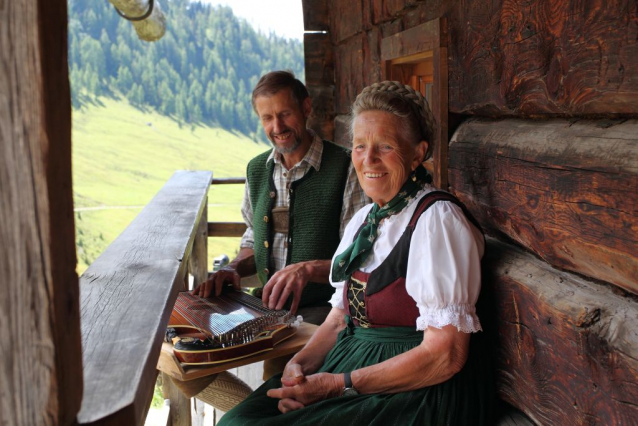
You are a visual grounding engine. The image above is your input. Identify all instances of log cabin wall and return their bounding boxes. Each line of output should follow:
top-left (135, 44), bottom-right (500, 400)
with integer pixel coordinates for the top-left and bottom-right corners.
top-left (302, 0), bottom-right (638, 424)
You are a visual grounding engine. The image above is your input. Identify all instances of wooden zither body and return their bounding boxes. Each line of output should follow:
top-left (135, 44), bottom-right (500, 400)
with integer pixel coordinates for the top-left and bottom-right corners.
top-left (167, 291), bottom-right (298, 366)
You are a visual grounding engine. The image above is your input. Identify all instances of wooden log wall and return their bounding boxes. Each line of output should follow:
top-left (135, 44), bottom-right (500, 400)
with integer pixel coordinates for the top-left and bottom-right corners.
top-left (449, 118), bottom-right (638, 295)
top-left (483, 237), bottom-right (638, 425)
top-left (0, 0), bottom-right (82, 424)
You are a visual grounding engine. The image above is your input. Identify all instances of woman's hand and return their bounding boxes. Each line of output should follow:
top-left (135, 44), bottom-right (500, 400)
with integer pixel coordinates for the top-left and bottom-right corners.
top-left (267, 372), bottom-right (343, 413)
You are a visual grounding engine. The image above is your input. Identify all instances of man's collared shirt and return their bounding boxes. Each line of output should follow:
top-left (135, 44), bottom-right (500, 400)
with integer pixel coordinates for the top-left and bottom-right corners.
top-left (240, 132), bottom-right (368, 273)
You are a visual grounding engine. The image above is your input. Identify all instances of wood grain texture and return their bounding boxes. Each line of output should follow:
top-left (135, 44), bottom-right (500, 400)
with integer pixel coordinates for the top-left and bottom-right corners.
top-left (330, 0), bottom-right (363, 44)
top-left (449, 118), bottom-right (638, 294)
top-left (302, 0), bottom-right (329, 31)
top-left (207, 222), bottom-right (247, 238)
top-left (447, 0), bottom-right (638, 116)
top-left (483, 237), bottom-right (638, 425)
top-left (188, 203), bottom-right (208, 290)
top-left (0, 0), bottom-right (82, 424)
top-left (77, 171), bottom-right (212, 425)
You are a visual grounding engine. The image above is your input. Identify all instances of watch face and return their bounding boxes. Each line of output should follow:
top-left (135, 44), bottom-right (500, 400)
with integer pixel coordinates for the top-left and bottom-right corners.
top-left (343, 387), bottom-right (359, 397)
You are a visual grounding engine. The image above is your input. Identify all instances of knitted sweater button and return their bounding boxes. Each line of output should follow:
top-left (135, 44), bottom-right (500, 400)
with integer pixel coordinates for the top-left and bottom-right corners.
top-left (264, 268), bottom-right (269, 275)
top-left (264, 241), bottom-right (269, 248)
top-left (269, 191), bottom-right (275, 198)
top-left (263, 216), bottom-right (269, 223)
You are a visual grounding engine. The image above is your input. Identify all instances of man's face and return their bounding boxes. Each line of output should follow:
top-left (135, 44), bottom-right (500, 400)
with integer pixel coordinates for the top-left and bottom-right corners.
top-left (254, 88), bottom-right (311, 154)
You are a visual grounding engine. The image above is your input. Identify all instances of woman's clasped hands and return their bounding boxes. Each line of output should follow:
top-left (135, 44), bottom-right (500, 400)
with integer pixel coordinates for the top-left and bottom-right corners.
top-left (266, 361), bottom-right (343, 413)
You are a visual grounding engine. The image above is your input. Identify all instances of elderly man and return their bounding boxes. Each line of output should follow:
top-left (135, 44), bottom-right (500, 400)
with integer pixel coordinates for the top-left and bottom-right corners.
top-left (194, 70), bottom-right (367, 327)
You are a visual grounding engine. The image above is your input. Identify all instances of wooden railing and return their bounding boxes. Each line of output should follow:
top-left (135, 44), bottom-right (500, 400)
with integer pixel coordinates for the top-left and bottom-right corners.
top-left (77, 171), bottom-right (212, 425)
top-left (207, 177), bottom-right (247, 239)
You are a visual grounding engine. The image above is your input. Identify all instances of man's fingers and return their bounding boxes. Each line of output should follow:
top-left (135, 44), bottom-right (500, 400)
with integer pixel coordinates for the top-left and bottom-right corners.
top-left (288, 290), bottom-right (302, 315)
top-left (275, 286), bottom-right (292, 311)
top-left (266, 279), bottom-right (284, 310)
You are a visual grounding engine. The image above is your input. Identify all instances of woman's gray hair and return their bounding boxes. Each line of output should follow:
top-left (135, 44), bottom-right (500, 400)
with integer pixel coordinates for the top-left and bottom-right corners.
top-left (350, 81), bottom-right (436, 161)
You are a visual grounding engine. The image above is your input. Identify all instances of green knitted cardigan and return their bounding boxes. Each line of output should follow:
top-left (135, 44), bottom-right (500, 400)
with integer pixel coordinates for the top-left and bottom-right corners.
top-left (247, 140), bottom-right (351, 309)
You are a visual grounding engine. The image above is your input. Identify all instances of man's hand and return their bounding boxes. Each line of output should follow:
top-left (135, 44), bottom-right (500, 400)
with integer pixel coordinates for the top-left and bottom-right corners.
top-left (262, 262), bottom-right (310, 314)
top-left (191, 266), bottom-right (241, 298)
top-left (266, 372), bottom-right (343, 413)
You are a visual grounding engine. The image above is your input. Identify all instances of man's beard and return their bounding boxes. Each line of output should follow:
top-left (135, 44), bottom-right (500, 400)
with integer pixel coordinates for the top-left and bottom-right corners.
top-left (270, 130), bottom-right (302, 154)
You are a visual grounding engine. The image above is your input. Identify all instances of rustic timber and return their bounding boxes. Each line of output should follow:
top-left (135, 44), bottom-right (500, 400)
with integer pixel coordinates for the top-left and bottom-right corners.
top-left (0, 0), bottom-right (82, 425)
top-left (449, 118), bottom-right (638, 294)
top-left (77, 171), bottom-right (212, 425)
top-left (109, 0), bottom-right (166, 42)
top-left (446, 0), bottom-right (638, 116)
top-left (301, 0), bottom-right (329, 32)
top-left (207, 222), bottom-right (247, 238)
top-left (211, 177), bottom-right (245, 185)
top-left (305, 32), bottom-right (336, 141)
top-left (188, 204), bottom-right (208, 290)
top-left (164, 372), bottom-right (192, 426)
top-left (483, 237), bottom-right (638, 425)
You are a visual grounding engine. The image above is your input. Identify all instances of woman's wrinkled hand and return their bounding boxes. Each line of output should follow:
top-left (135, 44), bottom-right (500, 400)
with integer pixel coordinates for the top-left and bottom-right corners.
top-left (281, 361), bottom-right (305, 387)
top-left (266, 372), bottom-right (342, 413)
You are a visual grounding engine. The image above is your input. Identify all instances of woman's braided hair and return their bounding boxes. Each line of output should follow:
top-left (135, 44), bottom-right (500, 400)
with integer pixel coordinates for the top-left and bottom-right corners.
top-left (350, 81), bottom-right (436, 161)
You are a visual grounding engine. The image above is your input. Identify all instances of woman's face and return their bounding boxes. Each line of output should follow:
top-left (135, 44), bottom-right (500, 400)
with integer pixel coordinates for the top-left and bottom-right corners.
top-left (352, 110), bottom-right (427, 207)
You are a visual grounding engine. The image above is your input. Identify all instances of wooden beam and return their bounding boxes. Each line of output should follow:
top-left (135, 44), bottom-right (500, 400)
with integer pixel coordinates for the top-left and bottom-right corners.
top-left (483, 237), bottom-right (638, 425)
top-left (211, 177), bottom-right (245, 185)
top-left (449, 118), bottom-right (638, 294)
top-left (447, 0), bottom-right (638, 116)
top-left (0, 0), bottom-right (83, 424)
top-left (301, 0), bottom-right (329, 32)
top-left (77, 171), bottom-right (212, 425)
top-left (207, 222), bottom-right (247, 238)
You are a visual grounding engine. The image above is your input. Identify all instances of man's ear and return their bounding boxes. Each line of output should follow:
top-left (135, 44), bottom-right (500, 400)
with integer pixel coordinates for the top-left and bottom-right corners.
top-left (302, 97), bottom-right (312, 118)
top-left (413, 140), bottom-right (428, 169)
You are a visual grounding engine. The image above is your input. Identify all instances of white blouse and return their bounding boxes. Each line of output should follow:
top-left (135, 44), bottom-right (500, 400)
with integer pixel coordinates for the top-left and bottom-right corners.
top-left (329, 185), bottom-right (485, 333)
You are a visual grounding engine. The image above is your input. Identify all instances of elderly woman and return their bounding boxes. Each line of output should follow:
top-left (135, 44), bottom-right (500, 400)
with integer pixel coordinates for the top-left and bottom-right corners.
top-left (218, 81), bottom-right (493, 425)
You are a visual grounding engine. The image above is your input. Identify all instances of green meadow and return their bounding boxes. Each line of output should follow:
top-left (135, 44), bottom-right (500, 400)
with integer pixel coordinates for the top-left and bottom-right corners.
top-left (72, 97), bottom-right (270, 274)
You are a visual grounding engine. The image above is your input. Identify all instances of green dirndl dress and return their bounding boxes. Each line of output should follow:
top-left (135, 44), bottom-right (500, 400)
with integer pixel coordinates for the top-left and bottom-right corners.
top-left (218, 316), bottom-right (493, 426)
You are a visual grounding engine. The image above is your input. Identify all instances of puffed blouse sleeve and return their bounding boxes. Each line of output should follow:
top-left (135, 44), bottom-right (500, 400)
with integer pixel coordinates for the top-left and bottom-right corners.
top-left (329, 204), bottom-right (373, 310)
top-left (407, 201), bottom-right (485, 333)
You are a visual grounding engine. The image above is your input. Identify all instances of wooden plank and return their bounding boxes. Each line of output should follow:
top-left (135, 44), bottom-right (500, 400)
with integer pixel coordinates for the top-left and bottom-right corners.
top-left (163, 372), bottom-right (192, 426)
top-left (334, 34), bottom-right (365, 114)
top-left (77, 170), bottom-right (212, 425)
top-left (449, 118), bottom-right (638, 294)
top-left (207, 222), bottom-right (247, 238)
top-left (447, 0), bottom-right (638, 116)
top-left (188, 203), bottom-right (208, 289)
top-left (432, 44), bottom-right (448, 189)
top-left (304, 33), bottom-right (334, 86)
top-left (483, 237), bottom-right (638, 425)
top-left (330, 0), bottom-right (363, 43)
top-left (302, 0), bottom-right (329, 31)
top-left (0, 0), bottom-right (83, 424)
top-left (158, 323), bottom-right (318, 382)
top-left (380, 18), bottom-right (444, 62)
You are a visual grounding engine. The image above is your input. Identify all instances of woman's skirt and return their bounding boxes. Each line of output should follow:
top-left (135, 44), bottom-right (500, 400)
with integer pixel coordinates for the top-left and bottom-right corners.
top-left (218, 317), bottom-right (493, 425)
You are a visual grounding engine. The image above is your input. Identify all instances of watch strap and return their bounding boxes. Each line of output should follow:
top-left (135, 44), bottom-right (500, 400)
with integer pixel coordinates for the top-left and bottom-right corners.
top-left (344, 371), bottom-right (353, 389)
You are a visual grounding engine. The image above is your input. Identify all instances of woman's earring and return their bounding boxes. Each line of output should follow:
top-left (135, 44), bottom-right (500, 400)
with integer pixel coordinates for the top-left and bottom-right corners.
top-left (411, 169), bottom-right (417, 182)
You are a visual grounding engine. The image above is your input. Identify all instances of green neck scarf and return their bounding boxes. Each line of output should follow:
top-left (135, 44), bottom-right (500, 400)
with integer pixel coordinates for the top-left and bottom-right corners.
top-left (332, 169), bottom-right (427, 282)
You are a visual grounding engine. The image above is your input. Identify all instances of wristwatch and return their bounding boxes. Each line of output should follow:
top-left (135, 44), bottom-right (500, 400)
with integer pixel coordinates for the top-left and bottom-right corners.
top-left (342, 371), bottom-right (359, 396)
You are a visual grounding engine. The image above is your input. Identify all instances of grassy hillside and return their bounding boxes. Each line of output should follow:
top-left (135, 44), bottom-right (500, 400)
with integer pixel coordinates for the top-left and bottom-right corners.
top-left (73, 97), bottom-right (270, 274)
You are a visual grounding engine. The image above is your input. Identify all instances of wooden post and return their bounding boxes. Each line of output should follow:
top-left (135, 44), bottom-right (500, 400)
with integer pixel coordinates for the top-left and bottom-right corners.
top-left (164, 373), bottom-right (192, 426)
top-left (0, 0), bottom-right (83, 424)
